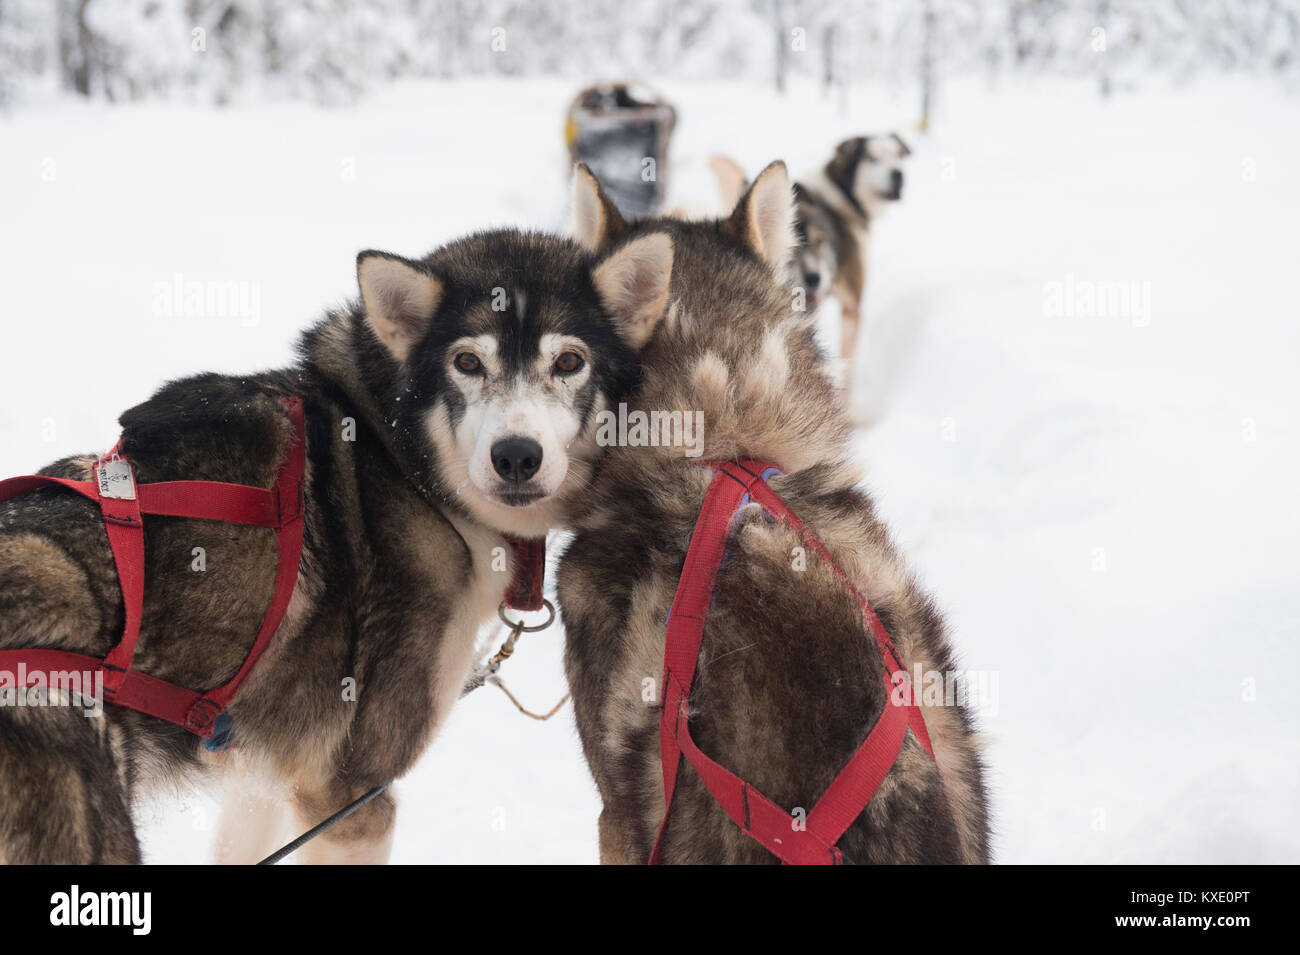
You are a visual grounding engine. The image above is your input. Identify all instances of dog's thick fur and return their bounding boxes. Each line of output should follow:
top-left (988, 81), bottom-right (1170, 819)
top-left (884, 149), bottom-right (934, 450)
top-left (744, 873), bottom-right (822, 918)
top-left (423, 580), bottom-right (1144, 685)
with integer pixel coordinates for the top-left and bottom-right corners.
top-left (0, 229), bottom-right (671, 864)
top-left (711, 134), bottom-right (910, 393)
top-left (557, 163), bottom-right (990, 864)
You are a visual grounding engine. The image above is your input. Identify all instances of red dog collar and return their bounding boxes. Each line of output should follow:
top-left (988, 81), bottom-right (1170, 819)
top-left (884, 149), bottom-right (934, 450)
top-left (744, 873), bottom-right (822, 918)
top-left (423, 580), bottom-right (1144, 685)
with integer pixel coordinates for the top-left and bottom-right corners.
top-left (502, 536), bottom-right (546, 612)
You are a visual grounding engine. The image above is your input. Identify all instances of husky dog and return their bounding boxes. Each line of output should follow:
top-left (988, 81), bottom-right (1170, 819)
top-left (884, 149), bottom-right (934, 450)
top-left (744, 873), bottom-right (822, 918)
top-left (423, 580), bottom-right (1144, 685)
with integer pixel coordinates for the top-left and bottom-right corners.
top-left (557, 164), bottom-right (990, 864)
top-left (710, 134), bottom-right (910, 393)
top-left (0, 229), bottom-right (672, 864)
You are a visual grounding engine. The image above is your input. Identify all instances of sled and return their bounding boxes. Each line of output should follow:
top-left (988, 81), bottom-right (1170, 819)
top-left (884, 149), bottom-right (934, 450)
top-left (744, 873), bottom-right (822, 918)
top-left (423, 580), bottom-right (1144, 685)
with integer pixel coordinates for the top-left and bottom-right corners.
top-left (564, 82), bottom-right (677, 218)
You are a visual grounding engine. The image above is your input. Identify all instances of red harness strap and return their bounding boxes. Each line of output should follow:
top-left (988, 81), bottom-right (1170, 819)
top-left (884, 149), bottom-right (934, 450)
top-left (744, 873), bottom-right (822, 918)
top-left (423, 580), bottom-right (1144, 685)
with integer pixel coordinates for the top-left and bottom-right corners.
top-left (0, 397), bottom-right (306, 742)
top-left (649, 460), bottom-right (934, 865)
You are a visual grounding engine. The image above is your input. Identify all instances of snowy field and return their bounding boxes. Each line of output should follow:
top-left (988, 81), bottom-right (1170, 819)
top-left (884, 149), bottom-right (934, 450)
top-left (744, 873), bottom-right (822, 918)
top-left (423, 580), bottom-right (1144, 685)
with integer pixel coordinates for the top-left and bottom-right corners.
top-left (1, 75), bottom-right (1296, 864)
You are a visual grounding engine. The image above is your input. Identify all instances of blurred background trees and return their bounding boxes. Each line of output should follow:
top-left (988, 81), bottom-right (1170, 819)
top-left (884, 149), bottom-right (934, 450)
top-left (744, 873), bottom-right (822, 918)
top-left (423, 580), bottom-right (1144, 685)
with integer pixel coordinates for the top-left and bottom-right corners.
top-left (1, 0), bottom-right (1297, 109)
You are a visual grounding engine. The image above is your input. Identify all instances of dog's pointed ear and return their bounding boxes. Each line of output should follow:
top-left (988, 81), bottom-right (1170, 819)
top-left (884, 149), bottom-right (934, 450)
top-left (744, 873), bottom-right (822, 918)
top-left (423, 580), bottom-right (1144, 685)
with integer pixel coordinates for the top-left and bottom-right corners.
top-left (892, 133), bottom-right (912, 157)
top-left (571, 163), bottom-right (628, 251)
top-left (591, 233), bottom-right (673, 349)
top-left (725, 159), bottom-right (795, 269)
top-left (835, 135), bottom-right (868, 159)
top-left (357, 251), bottom-right (444, 362)
top-left (707, 154), bottom-right (749, 209)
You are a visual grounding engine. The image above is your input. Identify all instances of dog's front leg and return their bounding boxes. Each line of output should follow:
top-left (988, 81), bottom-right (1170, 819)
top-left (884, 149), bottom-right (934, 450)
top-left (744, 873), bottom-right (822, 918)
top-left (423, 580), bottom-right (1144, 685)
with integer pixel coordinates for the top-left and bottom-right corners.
top-left (209, 749), bottom-right (291, 865)
top-left (838, 297), bottom-right (862, 390)
top-left (289, 780), bottom-right (396, 865)
top-left (597, 807), bottom-right (637, 865)
top-left (0, 707), bottom-right (139, 864)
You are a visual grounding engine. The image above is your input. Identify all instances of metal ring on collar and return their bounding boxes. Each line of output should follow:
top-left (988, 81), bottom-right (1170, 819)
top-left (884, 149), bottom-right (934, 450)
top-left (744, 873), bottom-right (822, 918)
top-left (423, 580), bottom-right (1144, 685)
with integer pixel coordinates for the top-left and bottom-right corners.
top-left (498, 598), bottom-right (556, 632)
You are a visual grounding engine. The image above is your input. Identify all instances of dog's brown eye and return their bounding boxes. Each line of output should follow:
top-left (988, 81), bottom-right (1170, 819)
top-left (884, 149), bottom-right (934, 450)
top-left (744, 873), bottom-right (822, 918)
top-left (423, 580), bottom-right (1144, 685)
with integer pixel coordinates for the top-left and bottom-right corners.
top-left (554, 352), bottom-right (584, 375)
top-left (454, 353), bottom-right (482, 374)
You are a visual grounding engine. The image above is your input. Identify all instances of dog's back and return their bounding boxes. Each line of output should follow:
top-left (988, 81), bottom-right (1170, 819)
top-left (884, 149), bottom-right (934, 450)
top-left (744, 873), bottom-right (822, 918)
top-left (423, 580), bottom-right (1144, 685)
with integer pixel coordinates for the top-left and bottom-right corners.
top-left (559, 164), bottom-right (990, 864)
top-left (0, 377), bottom-right (297, 862)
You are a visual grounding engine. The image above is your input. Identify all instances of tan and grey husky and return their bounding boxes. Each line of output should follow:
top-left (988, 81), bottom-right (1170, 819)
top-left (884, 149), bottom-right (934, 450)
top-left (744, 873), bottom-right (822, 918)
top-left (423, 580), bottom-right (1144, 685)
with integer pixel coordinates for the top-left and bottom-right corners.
top-left (557, 163), bottom-right (990, 864)
top-left (0, 229), bottom-right (672, 864)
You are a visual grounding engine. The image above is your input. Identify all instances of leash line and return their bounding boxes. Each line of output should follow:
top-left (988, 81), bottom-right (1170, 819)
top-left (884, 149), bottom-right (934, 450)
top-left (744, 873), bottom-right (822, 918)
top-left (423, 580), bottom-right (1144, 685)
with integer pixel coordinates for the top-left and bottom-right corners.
top-left (488, 678), bottom-right (570, 720)
top-left (463, 599), bottom-right (570, 721)
top-left (257, 784), bottom-right (390, 865)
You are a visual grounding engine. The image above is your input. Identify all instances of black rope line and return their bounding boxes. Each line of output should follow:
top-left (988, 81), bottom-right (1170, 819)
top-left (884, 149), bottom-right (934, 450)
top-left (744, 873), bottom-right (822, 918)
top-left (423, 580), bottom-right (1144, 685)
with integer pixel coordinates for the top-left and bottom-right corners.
top-left (257, 784), bottom-right (390, 865)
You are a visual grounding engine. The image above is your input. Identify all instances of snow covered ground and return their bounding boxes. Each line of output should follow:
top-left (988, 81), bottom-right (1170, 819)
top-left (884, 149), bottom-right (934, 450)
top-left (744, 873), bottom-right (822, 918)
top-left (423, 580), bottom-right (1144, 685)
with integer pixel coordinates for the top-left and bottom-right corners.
top-left (1, 75), bottom-right (1296, 864)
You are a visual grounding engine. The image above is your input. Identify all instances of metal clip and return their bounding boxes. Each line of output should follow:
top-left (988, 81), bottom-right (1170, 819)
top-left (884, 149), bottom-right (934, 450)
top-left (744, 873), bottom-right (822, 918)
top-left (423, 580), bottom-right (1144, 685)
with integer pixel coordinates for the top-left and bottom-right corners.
top-left (463, 599), bottom-right (568, 720)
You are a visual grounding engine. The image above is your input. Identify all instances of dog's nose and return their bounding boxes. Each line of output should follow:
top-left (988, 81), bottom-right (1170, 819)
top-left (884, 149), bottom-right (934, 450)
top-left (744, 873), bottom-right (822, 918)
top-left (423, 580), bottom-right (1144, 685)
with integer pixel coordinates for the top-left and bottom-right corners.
top-left (890, 169), bottom-right (904, 193)
top-left (803, 271), bottom-right (821, 292)
top-left (491, 437), bottom-right (543, 482)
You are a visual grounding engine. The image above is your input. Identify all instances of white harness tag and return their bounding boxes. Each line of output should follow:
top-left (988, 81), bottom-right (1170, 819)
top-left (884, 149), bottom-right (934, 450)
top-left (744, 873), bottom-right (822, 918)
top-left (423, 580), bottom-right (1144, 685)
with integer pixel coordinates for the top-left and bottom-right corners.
top-left (96, 456), bottom-right (137, 501)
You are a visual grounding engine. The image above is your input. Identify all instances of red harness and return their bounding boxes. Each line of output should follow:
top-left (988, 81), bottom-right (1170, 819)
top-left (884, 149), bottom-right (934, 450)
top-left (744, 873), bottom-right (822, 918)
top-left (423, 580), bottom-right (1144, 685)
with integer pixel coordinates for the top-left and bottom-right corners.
top-left (0, 397), bottom-right (306, 746)
top-left (651, 460), bottom-right (935, 865)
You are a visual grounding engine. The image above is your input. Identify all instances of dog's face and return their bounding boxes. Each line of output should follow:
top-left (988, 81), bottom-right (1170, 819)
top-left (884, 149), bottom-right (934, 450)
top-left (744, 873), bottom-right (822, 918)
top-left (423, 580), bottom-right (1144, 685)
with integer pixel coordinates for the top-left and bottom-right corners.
top-left (831, 133), bottom-right (911, 209)
top-left (357, 230), bottom-right (672, 537)
top-left (790, 189), bottom-right (839, 306)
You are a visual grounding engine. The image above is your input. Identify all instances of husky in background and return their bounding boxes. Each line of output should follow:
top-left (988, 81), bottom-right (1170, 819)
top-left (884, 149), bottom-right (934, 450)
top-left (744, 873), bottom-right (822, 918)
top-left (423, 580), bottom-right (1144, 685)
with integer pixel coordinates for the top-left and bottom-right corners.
top-left (0, 229), bottom-right (672, 864)
top-left (558, 163), bottom-right (990, 864)
top-left (710, 133), bottom-right (910, 394)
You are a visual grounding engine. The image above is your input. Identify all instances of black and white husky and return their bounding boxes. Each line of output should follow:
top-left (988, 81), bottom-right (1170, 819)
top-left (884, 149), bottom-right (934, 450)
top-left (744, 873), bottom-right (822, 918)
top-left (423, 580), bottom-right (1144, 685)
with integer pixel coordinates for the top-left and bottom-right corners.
top-left (0, 228), bottom-right (672, 864)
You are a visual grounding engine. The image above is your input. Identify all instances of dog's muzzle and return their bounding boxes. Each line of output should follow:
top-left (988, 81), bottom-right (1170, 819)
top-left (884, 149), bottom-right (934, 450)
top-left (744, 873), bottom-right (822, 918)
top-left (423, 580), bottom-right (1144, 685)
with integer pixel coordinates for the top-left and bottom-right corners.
top-left (491, 436), bottom-right (543, 483)
top-left (882, 170), bottom-right (904, 200)
top-left (488, 435), bottom-right (550, 506)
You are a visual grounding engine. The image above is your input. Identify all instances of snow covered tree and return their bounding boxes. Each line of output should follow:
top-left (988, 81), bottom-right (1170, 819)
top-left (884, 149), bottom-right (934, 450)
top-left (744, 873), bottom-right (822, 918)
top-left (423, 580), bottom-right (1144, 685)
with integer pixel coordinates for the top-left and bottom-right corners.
top-left (0, 0), bottom-right (1297, 109)
top-left (0, 0), bottom-right (48, 106)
